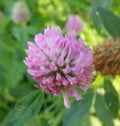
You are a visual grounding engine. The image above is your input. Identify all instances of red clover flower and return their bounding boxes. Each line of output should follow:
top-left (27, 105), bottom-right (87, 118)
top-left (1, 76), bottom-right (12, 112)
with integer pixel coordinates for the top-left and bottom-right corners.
top-left (24, 27), bottom-right (94, 108)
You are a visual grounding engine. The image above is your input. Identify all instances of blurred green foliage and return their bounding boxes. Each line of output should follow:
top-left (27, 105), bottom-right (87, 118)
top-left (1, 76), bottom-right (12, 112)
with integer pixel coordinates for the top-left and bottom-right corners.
top-left (0, 0), bottom-right (120, 126)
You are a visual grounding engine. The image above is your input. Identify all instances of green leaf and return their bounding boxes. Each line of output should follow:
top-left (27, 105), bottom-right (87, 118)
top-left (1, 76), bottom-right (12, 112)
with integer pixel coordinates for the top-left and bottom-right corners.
top-left (0, 65), bottom-right (6, 90)
top-left (97, 7), bottom-right (120, 38)
top-left (91, 0), bottom-right (112, 31)
top-left (0, 41), bottom-right (26, 87)
top-left (63, 90), bottom-right (94, 126)
top-left (66, 113), bottom-right (102, 126)
top-left (0, 32), bottom-right (16, 48)
top-left (67, 114), bottom-right (91, 126)
top-left (26, 26), bottom-right (38, 35)
top-left (11, 25), bottom-right (27, 46)
top-left (104, 79), bottom-right (119, 117)
top-left (52, 109), bottom-right (65, 126)
top-left (3, 90), bottom-right (44, 126)
top-left (95, 93), bottom-right (114, 126)
top-left (0, 18), bottom-right (11, 32)
top-left (10, 85), bottom-right (31, 98)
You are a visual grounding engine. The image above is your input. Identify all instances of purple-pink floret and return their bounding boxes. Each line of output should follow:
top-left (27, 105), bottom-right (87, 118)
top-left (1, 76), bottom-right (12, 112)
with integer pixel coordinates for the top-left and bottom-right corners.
top-left (24, 27), bottom-right (94, 109)
top-left (65, 14), bottom-right (84, 34)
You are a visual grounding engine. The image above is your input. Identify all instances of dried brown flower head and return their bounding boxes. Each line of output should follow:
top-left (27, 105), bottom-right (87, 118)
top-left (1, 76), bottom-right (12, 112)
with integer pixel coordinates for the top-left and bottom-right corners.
top-left (93, 38), bottom-right (120, 77)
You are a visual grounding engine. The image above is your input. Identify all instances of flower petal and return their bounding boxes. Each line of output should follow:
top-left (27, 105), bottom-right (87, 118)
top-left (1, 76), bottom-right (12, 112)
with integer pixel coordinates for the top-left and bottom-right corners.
top-left (63, 92), bottom-right (70, 109)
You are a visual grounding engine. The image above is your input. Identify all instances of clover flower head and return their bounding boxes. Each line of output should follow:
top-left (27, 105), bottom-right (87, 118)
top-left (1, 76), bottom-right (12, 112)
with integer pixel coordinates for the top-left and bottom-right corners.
top-left (93, 38), bottom-right (120, 77)
top-left (24, 26), bottom-right (94, 108)
top-left (65, 14), bottom-right (84, 34)
top-left (12, 2), bottom-right (30, 23)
